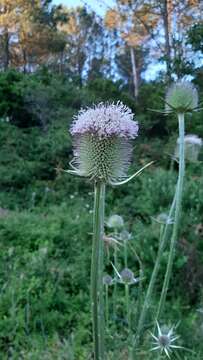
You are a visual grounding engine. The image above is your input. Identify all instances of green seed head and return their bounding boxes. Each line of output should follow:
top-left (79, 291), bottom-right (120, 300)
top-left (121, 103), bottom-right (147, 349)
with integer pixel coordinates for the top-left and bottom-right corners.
top-left (165, 81), bottom-right (198, 114)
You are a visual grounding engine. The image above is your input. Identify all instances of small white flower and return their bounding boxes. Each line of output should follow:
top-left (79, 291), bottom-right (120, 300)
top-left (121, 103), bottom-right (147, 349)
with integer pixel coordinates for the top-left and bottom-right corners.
top-left (150, 322), bottom-right (182, 358)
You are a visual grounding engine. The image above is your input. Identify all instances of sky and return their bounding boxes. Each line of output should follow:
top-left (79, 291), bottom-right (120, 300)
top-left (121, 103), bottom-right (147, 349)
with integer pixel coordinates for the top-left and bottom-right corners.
top-left (53, 0), bottom-right (113, 15)
top-left (52, 0), bottom-right (164, 80)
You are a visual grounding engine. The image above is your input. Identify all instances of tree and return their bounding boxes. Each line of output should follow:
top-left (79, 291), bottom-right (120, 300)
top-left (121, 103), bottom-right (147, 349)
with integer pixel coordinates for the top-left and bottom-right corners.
top-left (105, 1), bottom-right (159, 97)
top-left (0, 0), bottom-right (22, 70)
top-left (55, 6), bottom-right (105, 84)
top-left (0, 1), bottom-right (65, 72)
top-left (187, 22), bottom-right (203, 53)
top-left (115, 45), bottom-right (147, 95)
top-left (104, 0), bottom-right (202, 84)
top-left (156, 0), bottom-right (203, 79)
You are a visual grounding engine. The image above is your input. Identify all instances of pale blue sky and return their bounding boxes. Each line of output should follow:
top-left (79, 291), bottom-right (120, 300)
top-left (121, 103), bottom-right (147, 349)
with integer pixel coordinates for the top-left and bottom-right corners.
top-left (52, 0), bottom-right (164, 80)
top-left (53, 0), bottom-right (111, 15)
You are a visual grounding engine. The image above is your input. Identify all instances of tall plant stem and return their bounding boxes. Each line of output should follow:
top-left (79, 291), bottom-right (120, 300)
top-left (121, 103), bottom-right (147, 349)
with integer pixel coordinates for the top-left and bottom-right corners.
top-left (125, 284), bottom-right (130, 330)
top-left (156, 113), bottom-right (185, 320)
top-left (113, 245), bottom-right (118, 319)
top-left (105, 284), bottom-right (109, 329)
top-left (91, 182), bottom-right (105, 360)
top-left (124, 240), bottom-right (128, 268)
top-left (133, 193), bottom-right (177, 350)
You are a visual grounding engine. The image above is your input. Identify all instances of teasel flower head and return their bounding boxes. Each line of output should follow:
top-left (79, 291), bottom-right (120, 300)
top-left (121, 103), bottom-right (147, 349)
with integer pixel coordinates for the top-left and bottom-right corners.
top-left (150, 321), bottom-right (183, 358)
top-left (69, 102), bottom-right (138, 184)
top-left (175, 134), bottom-right (202, 162)
top-left (165, 81), bottom-right (198, 114)
top-left (111, 263), bottom-right (140, 285)
top-left (120, 268), bottom-right (136, 284)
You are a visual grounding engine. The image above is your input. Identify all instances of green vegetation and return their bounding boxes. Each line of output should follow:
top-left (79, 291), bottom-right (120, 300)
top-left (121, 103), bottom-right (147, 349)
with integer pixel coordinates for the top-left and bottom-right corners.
top-left (0, 0), bottom-right (202, 357)
top-left (0, 68), bottom-right (203, 358)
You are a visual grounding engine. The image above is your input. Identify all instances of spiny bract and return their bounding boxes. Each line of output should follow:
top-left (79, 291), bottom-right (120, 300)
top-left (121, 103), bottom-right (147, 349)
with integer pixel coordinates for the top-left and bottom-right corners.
top-left (150, 322), bottom-right (182, 358)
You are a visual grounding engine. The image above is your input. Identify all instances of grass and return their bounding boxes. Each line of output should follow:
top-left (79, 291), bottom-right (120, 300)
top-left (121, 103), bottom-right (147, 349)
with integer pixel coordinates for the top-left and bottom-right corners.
top-left (0, 164), bottom-right (202, 358)
top-left (0, 118), bottom-right (203, 358)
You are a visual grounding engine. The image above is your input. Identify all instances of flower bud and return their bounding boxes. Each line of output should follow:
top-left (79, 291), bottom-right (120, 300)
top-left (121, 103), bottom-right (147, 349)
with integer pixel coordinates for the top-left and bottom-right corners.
top-left (103, 275), bottom-right (114, 286)
top-left (165, 81), bottom-right (198, 114)
top-left (120, 268), bottom-right (135, 284)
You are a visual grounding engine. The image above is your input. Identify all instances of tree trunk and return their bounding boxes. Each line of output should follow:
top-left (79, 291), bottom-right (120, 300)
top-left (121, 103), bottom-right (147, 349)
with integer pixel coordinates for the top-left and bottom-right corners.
top-left (23, 48), bottom-right (27, 74)
top-left (130, 47), bottom-right (138, 99)
top-left (3, 31), bottom-right (9, 70)
top-left (162, 0), bottom-right (172, 80)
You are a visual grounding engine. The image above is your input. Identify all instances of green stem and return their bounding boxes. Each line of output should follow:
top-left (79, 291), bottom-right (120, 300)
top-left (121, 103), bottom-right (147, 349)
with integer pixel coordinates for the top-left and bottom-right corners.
top-left (124, 240), bottom-right (128, 268)
top-left (129, 244), bottom-right (143, 325)
top-left (107, 246), bottom-right (110, 265)
top-left (91, 182), bottom-right (105, 360)
top-left (105, 284), bottom-right (109, 329)
top-left (134, 228), bottom-right (166, 347)
top-left (133, 193), bottom-right (177, 350)
top-left (157, 113), bottom-right (185, 320)
top-left (125, 284), bottom-right (130, 330)
top-left (113, 245), bottom-right (118, 319)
